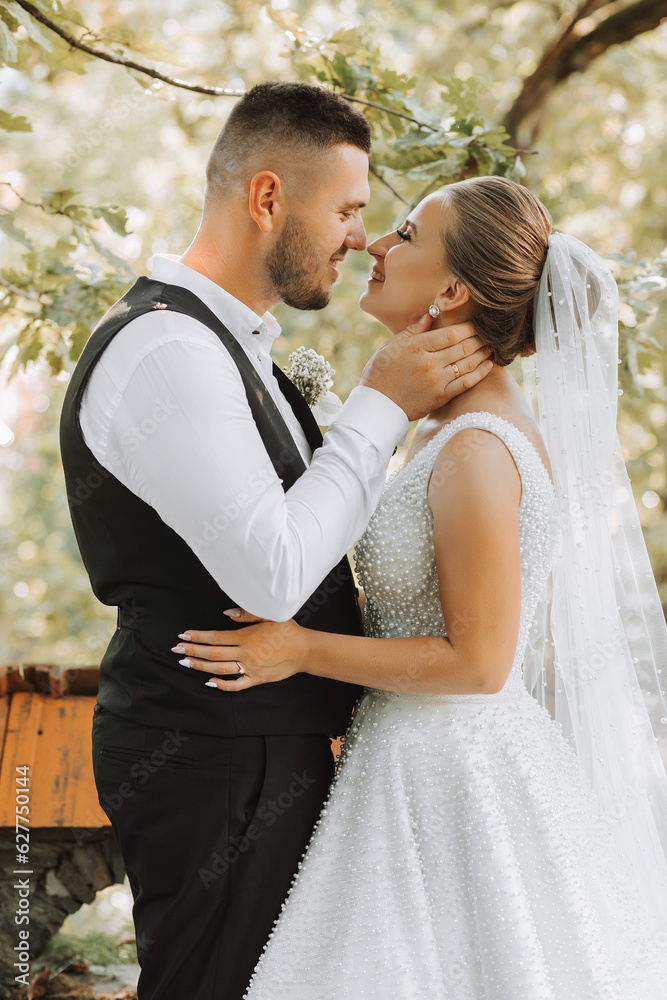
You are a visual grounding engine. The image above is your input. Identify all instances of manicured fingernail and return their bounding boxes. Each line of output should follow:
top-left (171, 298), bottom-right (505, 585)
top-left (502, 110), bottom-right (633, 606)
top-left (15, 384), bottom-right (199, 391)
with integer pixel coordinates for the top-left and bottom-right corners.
top-left (172, 645), bottom-right (186, 654)
top-left (178, 633), bottom-right (191, 640)
top-left (224, 609), bottom-right (241, 618)
top-left (205, 680), bottom-right (218, 688)
top-left (179, 658), bottom-right (192, 667)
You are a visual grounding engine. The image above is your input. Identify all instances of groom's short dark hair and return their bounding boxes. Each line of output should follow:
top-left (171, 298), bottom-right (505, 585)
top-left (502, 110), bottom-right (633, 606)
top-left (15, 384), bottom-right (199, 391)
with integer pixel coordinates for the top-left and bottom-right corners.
top-left (205, 81), bottom-right (371, 199)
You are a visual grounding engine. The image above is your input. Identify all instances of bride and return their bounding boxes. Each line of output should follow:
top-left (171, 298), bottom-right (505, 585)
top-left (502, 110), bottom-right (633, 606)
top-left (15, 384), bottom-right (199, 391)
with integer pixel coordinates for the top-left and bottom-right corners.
top-left (175, 176), bottom-right (667, 998)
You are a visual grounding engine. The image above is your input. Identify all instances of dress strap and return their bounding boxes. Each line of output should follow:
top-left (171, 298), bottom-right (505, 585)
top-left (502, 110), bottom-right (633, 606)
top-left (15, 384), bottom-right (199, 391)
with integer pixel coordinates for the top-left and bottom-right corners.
top-left (412, 411), bottom-right (553, 504)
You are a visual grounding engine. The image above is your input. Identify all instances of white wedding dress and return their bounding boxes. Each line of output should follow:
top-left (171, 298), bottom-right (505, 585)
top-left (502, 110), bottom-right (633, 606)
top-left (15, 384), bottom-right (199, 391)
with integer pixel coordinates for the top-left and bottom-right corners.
top-left (243, 412), bottom-right (666, 999)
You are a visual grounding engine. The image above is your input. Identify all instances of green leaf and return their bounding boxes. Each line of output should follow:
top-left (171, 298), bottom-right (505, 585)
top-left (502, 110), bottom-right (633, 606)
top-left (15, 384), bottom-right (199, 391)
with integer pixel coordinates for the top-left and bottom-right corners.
top-left (0, 3), bottom-right (18, 32)
top-left (62, 204), bottom-right (91, 225)
top-left (0, 207), bottom-right (32, 248)
top-left (404, 158), bottom-right (463, 182)
top-left (401, 96), bottom-right (441, 129)
top-left (92, 205), bottom-right (129, 236)
top-left (331, 50), bottom-right (362, 92)
top-left (0, 16), bottom-right (18, 64)
top-left (15, 319), bottom-right (48, 366)
top-left (40, 236), bottom-right (78, 266)
top-left (66, 321), bottom-right (90, 362)
top-left (43, 33), bottom-right (93, 75)
top-left (41, 188), bottom-right (76, 212)
top-left (631, 299), bottom-right (654, 318)
top-left (88, 232), bottom-right (135, 275)
top-left (3, 0), bottom-right (53, 51)
top-left (607, 251), bottom-right (637, 267)
top-left (393, 128), bottom-right (441, 151)
top-left (507, 154), bottom-right (527, 180)
top-left (634, 275), bottom-right (667, 292)
top-left (0, 107), bottom-right (31, 131)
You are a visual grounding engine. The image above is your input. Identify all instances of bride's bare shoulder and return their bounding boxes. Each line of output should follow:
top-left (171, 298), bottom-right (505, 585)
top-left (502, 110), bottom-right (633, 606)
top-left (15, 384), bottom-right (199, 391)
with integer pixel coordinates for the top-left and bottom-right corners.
top-left (429, 422), bottom-right (522, 505)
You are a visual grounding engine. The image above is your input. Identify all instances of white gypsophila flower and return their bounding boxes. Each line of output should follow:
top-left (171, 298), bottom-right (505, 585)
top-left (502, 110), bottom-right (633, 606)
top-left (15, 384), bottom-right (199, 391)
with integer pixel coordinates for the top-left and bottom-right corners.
top-left (283, 346), bottom-right (343, 425)
top-left (284, 346), bottom-right (334, 405)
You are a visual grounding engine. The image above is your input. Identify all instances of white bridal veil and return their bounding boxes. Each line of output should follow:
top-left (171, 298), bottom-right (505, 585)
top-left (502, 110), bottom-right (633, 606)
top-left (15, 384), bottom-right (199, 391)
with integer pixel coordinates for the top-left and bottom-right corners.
top-left (522, 232), bottom-right (667, 935)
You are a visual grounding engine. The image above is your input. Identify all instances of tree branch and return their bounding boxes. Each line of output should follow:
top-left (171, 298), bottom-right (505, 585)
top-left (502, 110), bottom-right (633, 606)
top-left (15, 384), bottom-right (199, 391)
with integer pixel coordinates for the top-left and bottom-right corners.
top-left (13, 0), bottom-right (245, 96)
top-left (339, 94), bottom-right (435, 131)
top-left (503, 0), bottom-right (667, 142)
top-left (0, 275), bottom-right (41, 300)
top-left (12, 0), bottom-right (438, 130)
top-left (369, 162), bottom-right (409, 204)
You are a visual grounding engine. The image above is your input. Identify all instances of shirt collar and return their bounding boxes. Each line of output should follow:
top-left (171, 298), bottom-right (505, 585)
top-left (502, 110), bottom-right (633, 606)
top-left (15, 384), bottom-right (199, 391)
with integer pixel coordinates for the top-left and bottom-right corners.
top-left (149, 253), bottom-right (282, 351)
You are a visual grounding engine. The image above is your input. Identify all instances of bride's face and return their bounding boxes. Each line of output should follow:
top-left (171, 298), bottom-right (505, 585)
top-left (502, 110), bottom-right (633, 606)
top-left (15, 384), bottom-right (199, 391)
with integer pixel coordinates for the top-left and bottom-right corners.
top-left (359, 191), bottom-right (470, 334)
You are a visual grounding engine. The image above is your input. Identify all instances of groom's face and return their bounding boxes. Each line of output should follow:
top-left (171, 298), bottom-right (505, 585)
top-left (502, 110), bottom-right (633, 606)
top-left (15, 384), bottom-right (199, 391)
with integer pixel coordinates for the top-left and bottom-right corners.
top-left (266, 144), bottom-right (370, 311)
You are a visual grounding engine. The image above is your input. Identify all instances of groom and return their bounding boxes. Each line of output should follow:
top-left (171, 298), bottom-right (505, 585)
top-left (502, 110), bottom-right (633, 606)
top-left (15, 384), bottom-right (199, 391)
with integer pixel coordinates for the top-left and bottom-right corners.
top-left (60, 81), bottom-right (490, 999)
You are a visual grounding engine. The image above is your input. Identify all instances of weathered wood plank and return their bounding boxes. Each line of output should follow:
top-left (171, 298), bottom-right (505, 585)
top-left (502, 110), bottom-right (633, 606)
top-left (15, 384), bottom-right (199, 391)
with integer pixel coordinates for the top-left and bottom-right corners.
top-left (0, 694), bottom-right (108, 828)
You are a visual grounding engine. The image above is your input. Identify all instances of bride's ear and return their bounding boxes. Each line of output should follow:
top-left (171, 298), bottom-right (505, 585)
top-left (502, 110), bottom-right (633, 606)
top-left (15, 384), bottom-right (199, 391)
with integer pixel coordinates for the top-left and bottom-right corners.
top-left (434, 278), bottom-right (470, 314)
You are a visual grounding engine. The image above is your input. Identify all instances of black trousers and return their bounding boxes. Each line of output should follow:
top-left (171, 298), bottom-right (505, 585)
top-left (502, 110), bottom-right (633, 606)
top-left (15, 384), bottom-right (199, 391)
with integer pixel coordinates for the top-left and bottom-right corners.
top-left (91, 705), bottom-right (336, 1000)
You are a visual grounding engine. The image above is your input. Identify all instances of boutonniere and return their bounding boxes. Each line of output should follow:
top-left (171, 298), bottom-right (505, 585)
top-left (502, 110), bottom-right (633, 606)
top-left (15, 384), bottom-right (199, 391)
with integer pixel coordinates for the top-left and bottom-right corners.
top-left (283, 346), bottom-right (343, 426)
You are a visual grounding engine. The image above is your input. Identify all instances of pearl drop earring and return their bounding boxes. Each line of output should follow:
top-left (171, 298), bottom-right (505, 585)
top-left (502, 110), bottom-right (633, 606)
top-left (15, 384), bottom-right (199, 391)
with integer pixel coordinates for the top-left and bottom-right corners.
top-left (428, 305), bottom-right (440, 318)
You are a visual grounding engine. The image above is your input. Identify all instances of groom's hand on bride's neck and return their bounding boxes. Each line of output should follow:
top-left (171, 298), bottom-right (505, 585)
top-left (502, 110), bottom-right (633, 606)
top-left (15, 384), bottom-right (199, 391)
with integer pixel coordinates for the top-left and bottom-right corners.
top-left (359, 313), bottom-right (493, 421)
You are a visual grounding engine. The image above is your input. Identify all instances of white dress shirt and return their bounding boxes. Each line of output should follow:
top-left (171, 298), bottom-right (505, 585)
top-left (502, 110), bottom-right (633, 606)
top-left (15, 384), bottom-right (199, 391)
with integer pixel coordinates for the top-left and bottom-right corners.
top-left (79, 254), bottom-right (409, 620)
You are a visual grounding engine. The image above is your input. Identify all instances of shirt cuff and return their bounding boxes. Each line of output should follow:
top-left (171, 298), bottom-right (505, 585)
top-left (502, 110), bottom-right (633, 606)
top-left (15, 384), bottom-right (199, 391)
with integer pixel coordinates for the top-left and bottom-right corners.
top-left (332, 385), bottom-right (410, 458)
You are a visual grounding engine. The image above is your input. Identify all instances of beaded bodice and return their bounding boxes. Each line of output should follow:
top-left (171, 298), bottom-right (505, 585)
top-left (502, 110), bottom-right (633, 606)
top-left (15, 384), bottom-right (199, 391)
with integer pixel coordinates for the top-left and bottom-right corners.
top-left (354, 411), bottom-right (559, 701)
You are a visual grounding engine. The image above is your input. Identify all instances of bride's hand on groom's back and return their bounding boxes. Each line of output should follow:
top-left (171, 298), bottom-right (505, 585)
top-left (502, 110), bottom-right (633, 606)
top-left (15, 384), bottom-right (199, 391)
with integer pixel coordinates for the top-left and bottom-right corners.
top-left (171, 610), bottom-right (307, 691)
top-left (359, 314), bottom-right (493, 421)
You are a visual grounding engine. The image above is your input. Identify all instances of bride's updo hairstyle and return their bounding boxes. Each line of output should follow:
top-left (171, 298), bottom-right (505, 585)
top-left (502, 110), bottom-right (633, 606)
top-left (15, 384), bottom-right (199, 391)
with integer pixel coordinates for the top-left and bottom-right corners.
top-left (439, 176), bottom-right (552, 366)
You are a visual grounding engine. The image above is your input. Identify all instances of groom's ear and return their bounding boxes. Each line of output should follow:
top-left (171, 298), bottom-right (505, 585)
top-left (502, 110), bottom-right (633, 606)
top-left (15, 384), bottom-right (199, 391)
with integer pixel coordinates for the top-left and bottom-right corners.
top-left (248, 171), bottom-right (285, 233)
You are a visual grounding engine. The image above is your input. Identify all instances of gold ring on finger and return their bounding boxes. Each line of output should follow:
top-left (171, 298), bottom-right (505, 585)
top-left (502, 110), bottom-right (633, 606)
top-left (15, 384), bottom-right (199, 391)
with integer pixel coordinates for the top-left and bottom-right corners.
top-left (451, 362), bottom-right (461, 378)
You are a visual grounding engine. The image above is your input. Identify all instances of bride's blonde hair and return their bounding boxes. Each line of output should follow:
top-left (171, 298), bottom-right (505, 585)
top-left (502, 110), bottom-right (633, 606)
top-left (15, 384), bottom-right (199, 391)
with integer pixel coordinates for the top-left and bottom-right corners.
top-left (439, 176), bottom-right (552, 366)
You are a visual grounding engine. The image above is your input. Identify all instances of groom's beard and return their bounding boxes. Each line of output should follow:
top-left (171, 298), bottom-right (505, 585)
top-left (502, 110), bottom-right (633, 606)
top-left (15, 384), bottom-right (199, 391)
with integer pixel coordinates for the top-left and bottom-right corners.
top-left (266, 214), bottom-right (339, 311)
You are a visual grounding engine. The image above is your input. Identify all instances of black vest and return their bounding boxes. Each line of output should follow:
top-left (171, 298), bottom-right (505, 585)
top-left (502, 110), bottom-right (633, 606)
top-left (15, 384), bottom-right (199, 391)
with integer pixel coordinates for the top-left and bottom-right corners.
top-left (59, 276), bottom-right (363, 737)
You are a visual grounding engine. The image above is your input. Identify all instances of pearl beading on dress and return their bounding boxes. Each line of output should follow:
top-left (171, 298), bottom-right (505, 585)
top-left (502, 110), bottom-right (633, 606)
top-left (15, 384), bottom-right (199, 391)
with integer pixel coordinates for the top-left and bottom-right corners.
top-left (355, 411), bottom-right (559, 703)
